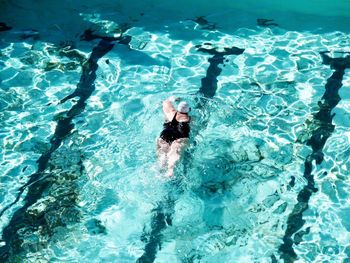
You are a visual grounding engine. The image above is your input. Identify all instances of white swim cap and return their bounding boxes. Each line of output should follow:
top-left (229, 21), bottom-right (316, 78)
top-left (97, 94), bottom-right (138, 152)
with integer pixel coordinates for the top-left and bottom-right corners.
top-left (177, 101), bottom-right (190, 113)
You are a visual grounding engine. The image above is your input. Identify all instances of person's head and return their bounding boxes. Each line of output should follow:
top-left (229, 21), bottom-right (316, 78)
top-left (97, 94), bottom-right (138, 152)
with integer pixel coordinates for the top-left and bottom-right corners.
top-left (177, 101), bottom-right (191, 114)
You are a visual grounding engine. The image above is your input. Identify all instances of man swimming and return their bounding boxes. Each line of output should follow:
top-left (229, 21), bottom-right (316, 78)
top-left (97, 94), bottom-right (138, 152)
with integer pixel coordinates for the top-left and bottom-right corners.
top-left (157, 96), bottom-right (191, 177)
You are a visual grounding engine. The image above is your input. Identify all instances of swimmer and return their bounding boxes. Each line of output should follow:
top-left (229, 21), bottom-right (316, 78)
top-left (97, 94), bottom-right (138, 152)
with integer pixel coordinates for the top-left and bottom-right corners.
top-left (157, 96), bottom-right (191, 177)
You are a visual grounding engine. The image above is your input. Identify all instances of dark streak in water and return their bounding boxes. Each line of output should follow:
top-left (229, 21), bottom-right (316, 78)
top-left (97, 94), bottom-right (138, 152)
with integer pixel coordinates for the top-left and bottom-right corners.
top-left (136, 44), bottom-right (244, 263)
top-left (0, 36), bottom-right (129, 260)
top-left (0, 22), bottom-right (12, 32)
top-left (187, 16), bottom-right (217, 30)
top-left (80, 27), bottom-right (131, 44)
top-left (196, 45), bottom-right (244, 101)
top-left (257, 18), bottom-right (278, 27)
top-left (278, 51), bottom-right (350, 262)
top-left (137, 196), bottom-right (175, 263)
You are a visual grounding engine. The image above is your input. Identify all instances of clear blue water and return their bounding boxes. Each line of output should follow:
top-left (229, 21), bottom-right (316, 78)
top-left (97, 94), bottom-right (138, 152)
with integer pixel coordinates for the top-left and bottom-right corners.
top-left (1, 1), bottom-right (350, 262)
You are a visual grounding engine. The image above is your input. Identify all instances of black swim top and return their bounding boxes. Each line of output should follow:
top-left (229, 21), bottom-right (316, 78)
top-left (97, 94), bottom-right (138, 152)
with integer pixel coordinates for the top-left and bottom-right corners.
top-left (160, 112), bottom-right (190, 144)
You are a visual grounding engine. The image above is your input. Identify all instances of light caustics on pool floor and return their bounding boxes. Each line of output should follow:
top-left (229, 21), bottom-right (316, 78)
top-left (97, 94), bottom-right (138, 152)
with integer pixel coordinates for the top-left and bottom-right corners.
top-left (1, 12), bottom-right (350, 263)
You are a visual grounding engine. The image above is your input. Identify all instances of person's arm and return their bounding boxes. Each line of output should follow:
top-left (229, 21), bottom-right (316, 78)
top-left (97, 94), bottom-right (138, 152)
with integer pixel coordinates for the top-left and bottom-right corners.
top-left (162, 96), bottom-right (178, 121)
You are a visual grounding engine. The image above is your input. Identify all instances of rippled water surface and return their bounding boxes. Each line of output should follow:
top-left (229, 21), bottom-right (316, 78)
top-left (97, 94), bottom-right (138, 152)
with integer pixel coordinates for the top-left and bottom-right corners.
top-left (1, 1), bottom-right (350, 262)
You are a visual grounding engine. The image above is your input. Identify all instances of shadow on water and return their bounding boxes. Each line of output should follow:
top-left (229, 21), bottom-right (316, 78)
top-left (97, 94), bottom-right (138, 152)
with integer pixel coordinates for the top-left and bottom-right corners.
top-left (136, 44), bottom-right (244, 262)
top-left (277, 51), bottom-right (350, 262)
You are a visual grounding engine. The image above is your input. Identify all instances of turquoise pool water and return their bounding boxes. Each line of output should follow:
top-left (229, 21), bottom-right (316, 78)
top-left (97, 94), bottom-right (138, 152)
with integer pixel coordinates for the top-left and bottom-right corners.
top-left (1, 1), bottom-right (350, 262)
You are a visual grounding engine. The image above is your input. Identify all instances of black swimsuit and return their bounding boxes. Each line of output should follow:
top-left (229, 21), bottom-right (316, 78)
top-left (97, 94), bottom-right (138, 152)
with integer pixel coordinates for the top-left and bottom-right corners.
top-left (160, 112), bottom-right (190, 144)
